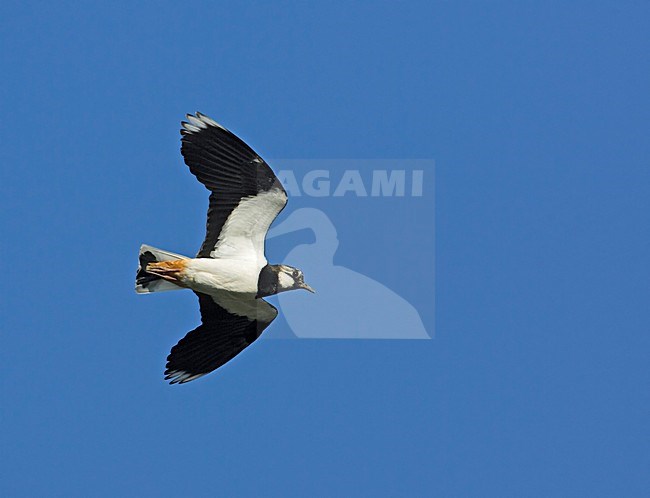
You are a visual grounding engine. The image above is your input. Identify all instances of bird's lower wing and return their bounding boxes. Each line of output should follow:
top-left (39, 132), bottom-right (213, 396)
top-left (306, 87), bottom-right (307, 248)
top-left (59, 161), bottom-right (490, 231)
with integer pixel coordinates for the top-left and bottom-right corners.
top-left (164, 292), bottom-right (277, 384)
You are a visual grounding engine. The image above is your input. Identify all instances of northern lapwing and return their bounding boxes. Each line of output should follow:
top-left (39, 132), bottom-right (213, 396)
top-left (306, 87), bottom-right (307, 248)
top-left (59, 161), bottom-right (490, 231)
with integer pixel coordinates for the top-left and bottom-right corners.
top-left (135, 112), bottom-right (314, 384)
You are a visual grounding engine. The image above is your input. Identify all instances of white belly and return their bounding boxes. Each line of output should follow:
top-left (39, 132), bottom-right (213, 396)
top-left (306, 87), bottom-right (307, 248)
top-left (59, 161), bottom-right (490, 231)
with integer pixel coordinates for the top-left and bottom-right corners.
top-left (181, 258), bottom-right (263, 295)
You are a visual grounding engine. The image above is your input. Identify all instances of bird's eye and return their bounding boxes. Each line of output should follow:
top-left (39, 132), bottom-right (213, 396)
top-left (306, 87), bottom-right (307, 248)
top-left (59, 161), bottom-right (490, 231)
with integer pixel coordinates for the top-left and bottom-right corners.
top-left (292, 270), bottom-right (299, 278)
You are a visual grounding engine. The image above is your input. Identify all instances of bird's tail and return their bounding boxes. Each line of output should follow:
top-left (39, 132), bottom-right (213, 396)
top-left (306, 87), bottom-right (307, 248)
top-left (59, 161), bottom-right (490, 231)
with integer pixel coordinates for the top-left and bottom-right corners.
top-left (135, 244), bottom-right (187, 294)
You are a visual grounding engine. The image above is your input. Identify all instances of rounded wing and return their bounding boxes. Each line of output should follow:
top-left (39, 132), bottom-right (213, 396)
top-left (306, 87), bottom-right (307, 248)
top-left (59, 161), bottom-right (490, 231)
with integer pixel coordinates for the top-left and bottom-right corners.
top-left (180, 112), bottom-right (287, 262)
top-left (164, 292), bottom-right (278, 384)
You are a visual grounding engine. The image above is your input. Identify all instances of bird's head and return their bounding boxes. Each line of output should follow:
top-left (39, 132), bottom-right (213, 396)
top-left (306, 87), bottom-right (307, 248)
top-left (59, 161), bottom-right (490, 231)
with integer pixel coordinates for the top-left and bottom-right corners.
top-left (276, 265), bottom-right (315, 294)
top-left (256, 264), bottom-right (315, 298)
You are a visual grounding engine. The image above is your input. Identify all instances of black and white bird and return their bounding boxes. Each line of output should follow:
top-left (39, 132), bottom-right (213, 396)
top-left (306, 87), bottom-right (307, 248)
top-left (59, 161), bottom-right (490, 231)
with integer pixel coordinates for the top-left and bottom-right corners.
top-left (135, 112), bottom-right (314, 384)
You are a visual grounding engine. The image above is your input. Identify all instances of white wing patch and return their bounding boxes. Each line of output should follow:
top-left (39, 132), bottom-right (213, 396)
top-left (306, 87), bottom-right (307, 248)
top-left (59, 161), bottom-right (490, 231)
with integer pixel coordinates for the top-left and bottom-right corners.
top-left (210, 290), bottom-right (278, 323)
top-left (210, 187), bottom-right (287, 264)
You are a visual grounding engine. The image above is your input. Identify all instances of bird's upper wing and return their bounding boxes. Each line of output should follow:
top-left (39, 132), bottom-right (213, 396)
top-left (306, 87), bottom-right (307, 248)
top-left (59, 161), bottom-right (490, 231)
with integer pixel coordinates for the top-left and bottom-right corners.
top-left (180, 112), bottom-right (287, 262)
top-left (164, 292), bottom-right (278, 384)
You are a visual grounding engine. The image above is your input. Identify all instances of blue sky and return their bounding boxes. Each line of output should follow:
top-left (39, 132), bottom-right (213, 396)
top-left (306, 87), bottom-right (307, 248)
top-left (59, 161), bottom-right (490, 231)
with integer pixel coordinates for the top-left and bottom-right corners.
top-left (1, 1), bottom-right (649, 496)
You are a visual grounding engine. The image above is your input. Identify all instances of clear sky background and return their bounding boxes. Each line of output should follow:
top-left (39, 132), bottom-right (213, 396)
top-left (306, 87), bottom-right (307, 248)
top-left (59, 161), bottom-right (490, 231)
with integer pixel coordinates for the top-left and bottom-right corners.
top-left (1, 2), bottom-right (649, 496)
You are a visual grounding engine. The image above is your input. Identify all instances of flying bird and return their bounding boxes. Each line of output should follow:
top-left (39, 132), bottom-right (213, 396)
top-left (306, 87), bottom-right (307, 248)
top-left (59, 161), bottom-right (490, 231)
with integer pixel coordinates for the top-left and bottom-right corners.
top-left (135, 112), bottom-right (314, 384)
